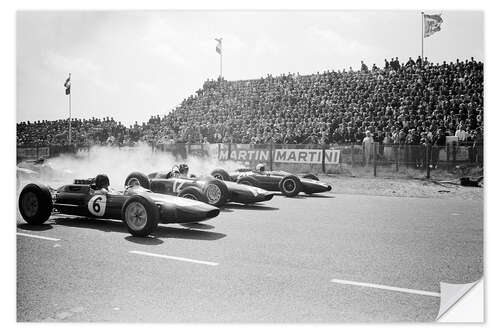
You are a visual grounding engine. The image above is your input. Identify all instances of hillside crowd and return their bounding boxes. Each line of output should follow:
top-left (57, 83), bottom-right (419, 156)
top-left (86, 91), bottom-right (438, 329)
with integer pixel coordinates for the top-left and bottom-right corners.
top-left (17, 56), bottom-right (483, 154)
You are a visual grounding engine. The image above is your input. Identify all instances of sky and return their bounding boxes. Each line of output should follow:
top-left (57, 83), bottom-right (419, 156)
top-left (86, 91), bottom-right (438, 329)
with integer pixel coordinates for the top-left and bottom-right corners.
top-left (16, 10), bottom-right (484, 126)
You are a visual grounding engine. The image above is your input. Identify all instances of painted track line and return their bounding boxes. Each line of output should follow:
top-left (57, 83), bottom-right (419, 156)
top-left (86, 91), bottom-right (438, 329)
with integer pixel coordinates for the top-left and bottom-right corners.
top-left (331, 278), bottom-right (440, 297)
top-left (129, 250), bottom-right (219, 266)
top-left (17, 232), bottom-right (60, 242)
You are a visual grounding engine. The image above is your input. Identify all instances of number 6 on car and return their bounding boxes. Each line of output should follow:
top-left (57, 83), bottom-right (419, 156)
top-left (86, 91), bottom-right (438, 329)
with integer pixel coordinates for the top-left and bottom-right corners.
top-left (88, 194), bottom-right (107, 216)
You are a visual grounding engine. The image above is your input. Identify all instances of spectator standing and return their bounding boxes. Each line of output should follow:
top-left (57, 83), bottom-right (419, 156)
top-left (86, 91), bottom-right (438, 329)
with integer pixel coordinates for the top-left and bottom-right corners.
top-left (362, 130), bottom-right (374, 166)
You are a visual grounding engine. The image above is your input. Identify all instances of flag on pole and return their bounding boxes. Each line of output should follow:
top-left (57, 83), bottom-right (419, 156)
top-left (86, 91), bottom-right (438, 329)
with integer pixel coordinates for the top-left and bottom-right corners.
top-left (424, 14), bottom-right (443, 38)
top-left (64, 74), bottom-right (71, 95)
top-left (215, 38), bottom-right (222, 54)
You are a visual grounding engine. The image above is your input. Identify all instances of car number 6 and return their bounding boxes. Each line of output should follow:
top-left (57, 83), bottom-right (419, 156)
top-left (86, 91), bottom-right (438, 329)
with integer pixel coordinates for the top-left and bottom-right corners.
top-left (88, 195), bottom-right (106, 216)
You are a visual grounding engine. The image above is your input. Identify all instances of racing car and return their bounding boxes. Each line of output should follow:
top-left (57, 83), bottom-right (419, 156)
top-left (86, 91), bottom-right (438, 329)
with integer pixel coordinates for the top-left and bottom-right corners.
top-left (209, 164), bottom-right (332, 197)
top-left (123, 170), bottom-right (274, 207)
top-left (17, 158), bottom-right (73, 179)
top-left (18, 174), bottom-right (220, 237)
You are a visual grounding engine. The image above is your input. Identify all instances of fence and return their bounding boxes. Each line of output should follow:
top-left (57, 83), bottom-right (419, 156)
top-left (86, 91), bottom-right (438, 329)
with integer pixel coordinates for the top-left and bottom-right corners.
top-left (16, 145), bottom-right (77, 162)
top-left (214, 142), bottom-right (483, 177)
top-left (17, 142), bottom-right (483, 178)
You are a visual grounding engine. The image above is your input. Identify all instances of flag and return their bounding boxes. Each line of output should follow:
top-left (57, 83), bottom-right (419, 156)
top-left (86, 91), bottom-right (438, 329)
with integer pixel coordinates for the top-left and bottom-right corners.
top-left (64, 74), bottom-right (71, 95)
top-left (424, 13), bottom-right (443, 38)
top-left (215, 38), bottom-right (222, 54)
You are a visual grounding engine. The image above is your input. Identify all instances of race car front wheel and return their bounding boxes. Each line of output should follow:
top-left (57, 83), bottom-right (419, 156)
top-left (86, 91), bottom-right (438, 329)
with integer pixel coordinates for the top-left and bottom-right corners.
top-left (122, 195), bottom-right (158, 237)
top-left (203, 179), bottom-right (229, 207)
top-left (279, 175), bottom-right (302, 197)
top-left (211, 169), bottom-right (230, 181)
top-left (124, 172), bottom-right (151, 189)
top-left (18, 183), bottom-right (53, 225)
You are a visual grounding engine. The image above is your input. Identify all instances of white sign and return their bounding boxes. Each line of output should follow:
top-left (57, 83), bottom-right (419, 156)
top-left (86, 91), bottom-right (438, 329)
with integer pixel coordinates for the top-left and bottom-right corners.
top-left (218, 148), bottom-right (340, 164)
top-left (273, 149), bottom-right (340, 164)
top-left (88, 195), bottom-right (107, 216)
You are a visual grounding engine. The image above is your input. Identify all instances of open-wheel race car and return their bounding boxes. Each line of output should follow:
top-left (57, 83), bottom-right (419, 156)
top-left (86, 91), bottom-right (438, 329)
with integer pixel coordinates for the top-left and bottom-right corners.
top-left (209, 165), bottom-right (332, 197)
top-left (124, 171), bottom-right (274, 207)
top-left (18, 175), bottom-right (220, 237)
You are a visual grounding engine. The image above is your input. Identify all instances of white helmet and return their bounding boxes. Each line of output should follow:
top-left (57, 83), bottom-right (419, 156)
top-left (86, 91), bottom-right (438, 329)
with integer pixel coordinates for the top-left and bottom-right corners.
top-left (256, 163), bottom-right (266, 172)
top-left (171, 165), bottom-right (180, 178)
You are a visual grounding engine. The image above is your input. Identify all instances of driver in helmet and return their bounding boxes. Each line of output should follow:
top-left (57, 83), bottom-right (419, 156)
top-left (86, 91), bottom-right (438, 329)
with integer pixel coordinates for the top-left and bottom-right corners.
top-left (178, 164), bottom-right (189, 177)
top-left (168, 164), bottom-right (189, 178)
top-left (92, 174), bottom-right (116, 194)
top-left (255, 163), bottom-right (266, 173)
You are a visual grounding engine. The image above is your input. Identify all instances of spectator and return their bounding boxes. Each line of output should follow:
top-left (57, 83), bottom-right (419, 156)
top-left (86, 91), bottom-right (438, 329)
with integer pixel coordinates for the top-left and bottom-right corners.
top-left (361, 61), bottom-right (368, 73)
top-left (455, 124), bottom-right (468, 143)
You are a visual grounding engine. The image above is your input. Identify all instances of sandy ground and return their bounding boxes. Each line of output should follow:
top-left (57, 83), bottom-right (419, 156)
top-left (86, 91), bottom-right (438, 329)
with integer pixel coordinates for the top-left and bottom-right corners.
top-left (320, 175), bottom-right (483, 201)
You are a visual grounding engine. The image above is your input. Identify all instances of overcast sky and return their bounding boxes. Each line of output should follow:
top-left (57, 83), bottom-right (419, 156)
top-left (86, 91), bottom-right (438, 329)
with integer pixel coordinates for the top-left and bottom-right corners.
top-left (16, 10), bottom-right (483, 126)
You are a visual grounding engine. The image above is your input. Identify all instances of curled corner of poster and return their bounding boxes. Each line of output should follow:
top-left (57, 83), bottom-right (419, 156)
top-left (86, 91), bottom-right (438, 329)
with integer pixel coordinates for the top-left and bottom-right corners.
top-left (436, 278), bottom-right (484, 322)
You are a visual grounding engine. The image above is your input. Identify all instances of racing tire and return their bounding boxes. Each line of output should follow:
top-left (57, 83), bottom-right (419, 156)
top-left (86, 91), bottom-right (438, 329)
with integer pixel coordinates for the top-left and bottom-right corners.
top-left (18, 183), bottom-right (53, 225)
top-left (125, 172), bottom-right (151, 189)
top-left (178, 187), bottom-right (208, 202)
top-left (122, 195), bottom-right (158, 237)
top-left (302, 174), bottom-right (319, 181)
top-left (203, 179), bottom-right (229, 207)
top-left (211, 169), bottom-right (230, 181)
top-left (279, 175), bottom-right (302, 197)
top-left (237, 176), bottom-right (258, 187)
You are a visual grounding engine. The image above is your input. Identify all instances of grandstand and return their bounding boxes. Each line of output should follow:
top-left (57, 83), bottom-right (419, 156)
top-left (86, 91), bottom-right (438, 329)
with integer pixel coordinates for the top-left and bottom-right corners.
top-left (17, 57), bottom-right (483, 149)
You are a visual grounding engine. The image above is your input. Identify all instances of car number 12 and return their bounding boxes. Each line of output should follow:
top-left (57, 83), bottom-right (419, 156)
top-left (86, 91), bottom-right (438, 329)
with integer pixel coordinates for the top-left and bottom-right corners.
top-left (88, 195), bottom-right (107, 216)
top-left (172, 180), bottom-right (183, 193)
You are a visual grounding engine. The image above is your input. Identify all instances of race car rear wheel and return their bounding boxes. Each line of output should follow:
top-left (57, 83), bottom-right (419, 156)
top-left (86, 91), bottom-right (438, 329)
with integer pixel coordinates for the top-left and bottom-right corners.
top-left (279, 175), bottom-right (302, 197)
top-left (203, 179), bottom-right (229, 207)
top-left (211, 169), bottom-right (230, 181)
top-left (302, 174), bottom-right (319, 181)
top-left (18, 183), bottom-right (53, 225)
top-left (122, 195), bottom-right (158, 237)
top-left (125, 172), bottom-right (150, 189)
top-left (178, 187), bottom-right (207, 202)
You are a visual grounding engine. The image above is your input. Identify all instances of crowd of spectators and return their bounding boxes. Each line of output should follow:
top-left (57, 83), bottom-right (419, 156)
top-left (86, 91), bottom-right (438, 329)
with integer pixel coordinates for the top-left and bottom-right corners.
top-left (16, 117), bottom-right (143, 146)
top-left (17, 56), bottom-right (483, 154)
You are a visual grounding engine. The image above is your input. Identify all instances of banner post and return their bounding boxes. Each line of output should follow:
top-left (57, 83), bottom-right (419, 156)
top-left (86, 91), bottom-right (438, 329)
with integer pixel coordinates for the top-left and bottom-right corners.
top-left (269, 143), bottom-right (273, 171)
top-left (395, 144), bottom-right (399, 172)
top-left (322, 146), bottom-right (326, 173)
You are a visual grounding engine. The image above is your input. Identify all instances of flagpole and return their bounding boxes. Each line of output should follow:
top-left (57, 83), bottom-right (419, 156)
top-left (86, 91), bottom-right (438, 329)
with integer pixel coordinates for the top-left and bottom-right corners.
top-left (219, 38), bottom-right (223, 79)
top-left (421, 12), bottom-right (424, 60)
top-left (68, 73), bottom-right (72, 145)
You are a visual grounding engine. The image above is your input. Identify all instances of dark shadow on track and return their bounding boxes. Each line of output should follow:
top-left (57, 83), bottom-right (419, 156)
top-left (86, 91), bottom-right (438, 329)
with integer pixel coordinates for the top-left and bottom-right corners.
top-left (223, 203), bottom-right (279, 211)
top-left (304, 194), bottom-right (335, 198)
top-left (181, 222), bottom-right (215, 230)
top-left (274, 193), bottom-right (334, 199)
top-left (125, 236), bottom-right (164, 245)
top-left (17, 223), bottom-right (53, 231)
top-left (273, 193), bottom-right (306, 199)
top-left (52, 217), bottom-right (226, 241)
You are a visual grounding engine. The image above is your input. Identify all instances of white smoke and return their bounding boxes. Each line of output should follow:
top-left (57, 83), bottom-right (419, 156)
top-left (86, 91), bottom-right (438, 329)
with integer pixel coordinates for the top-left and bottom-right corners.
top-left (17, 143), bottom-right (244, 190)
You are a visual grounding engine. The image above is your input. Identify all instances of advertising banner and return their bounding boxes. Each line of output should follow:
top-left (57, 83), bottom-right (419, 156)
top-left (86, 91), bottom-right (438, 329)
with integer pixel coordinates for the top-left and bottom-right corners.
top-left (218, 146), bottom-right (340, 164)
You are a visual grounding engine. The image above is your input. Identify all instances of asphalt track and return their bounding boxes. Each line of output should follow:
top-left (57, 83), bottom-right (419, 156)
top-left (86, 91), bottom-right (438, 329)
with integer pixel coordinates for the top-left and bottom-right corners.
top-left (17, 192), bottom-right (483, 322)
